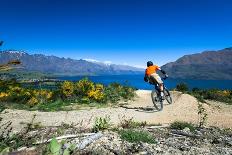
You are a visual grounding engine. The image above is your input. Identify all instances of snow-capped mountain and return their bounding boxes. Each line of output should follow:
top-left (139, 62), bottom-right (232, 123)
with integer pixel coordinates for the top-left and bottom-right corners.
top-left (0, 50), bottom-right (143, 75)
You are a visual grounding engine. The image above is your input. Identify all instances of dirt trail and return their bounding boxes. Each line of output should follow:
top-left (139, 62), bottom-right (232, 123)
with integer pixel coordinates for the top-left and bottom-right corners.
top-left (1, 90), bottom-right (232, 132)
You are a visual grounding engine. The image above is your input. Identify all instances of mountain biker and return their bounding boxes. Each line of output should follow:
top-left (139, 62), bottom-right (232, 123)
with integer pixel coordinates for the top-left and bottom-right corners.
top-left (144, 61), bottom-right (168, 99)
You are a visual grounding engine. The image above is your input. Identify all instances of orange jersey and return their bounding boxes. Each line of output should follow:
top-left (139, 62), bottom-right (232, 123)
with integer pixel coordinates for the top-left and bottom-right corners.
top-left (145, 65), bottom-right (160, 75)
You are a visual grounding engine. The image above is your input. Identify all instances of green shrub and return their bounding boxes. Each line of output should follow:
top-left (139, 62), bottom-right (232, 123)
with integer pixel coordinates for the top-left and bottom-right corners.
top-left (34, 99), bottom-right (71, 111)
top-left (176, 83), bottom-right (188, 92)
top-left (190, 89), bottom-right (232, 104)
top-left (0, 79), bottom-right (20, 92)
top-left (103, 83), bottom-right (121, 103)
top-left (92, 115), bottom-right (111, 132)
top-left (192, 93), bottom-right (206, 103)
top-left (192, 87), bottom-right (200, 92)
top-left (119, 117), bottom-right (146, 129)
top-left (44, 138), bottom-right (75, 155)
top-left (103, 83), bottom-right (136, 103)
top-left (119, 129), bottom-right (156, 144)
top-left (170, 121), bottom-right (195, 132)
top-left (0, 104), bottom-right (6, 112)
top-left (204, 89), bottom-right (232, 104)
top-left (198, 103), bottom-right (208, 128)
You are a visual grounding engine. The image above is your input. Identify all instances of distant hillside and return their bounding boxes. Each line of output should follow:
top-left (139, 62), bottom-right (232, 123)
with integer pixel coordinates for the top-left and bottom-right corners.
top-left (162, 48), bottom-right (232, 80)
top-left (0, 50), bottom-right (143, 76)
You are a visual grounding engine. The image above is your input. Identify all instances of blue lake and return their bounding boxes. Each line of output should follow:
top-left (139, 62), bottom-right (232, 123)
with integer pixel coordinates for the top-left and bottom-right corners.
top-left (57, 75), bottom-right (232, 90)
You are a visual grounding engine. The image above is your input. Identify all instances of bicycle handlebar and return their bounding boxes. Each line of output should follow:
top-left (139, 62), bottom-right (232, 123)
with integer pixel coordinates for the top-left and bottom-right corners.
top-left (162, 77), bottom-right (167, 80)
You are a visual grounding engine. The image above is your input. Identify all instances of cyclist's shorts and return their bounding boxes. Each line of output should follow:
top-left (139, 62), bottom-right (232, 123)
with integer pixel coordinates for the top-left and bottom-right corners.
top-left (149, 73), bottom-right (163, 84)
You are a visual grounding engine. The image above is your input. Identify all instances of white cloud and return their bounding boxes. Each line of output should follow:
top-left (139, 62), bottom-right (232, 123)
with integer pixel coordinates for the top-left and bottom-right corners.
top-left (83, 58), bottom-right (99, 63)
top-left (83, 58), bottom-right (112, 65)
top-left (103, 61), bottom-right (112, 65)
top-left (83, 58), bottom-right (145, 68)
top-left (132, 65), bottom-right (146, 69)
top-left (123, 62), bottom-right (146, 69)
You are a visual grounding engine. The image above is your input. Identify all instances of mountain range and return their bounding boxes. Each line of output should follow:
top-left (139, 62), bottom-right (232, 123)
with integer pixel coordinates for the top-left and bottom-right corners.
top-left (1, 48), bottom-right (232, 80)
top-left (0, 50), bottom-right (143, 76)
top-left (161, 47), bottom-right (232, 80)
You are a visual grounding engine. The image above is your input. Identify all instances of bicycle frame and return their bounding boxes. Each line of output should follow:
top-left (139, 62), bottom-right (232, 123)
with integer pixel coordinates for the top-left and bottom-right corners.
top-left (152, 77), bottom-right (167, 93)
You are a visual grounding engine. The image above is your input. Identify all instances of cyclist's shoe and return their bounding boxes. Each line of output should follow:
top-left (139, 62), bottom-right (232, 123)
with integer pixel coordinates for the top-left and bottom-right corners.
top-left (160, 92), bottom-right (165, 100)
top-left (155, 97), bottom-right (159, 102)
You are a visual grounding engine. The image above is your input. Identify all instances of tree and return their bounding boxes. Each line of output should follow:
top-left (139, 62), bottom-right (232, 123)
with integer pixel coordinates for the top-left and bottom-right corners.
top-left (176, 83), bottom-right (188, 92)
top-left (0, 60), bottom-right (21, 71)
top-left (0, 40), bottom-right (3, 46)
top-left (0, 41), bottom-right (21, 71)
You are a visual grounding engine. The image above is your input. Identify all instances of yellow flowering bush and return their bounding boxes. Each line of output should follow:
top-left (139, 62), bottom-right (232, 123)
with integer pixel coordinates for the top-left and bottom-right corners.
top-left (47, 91), bottom-right (53, 100)
top-left (24, 91), bottom-right (31, 96)
top-left (88, 90), bottom-right (104, 101)
top-left (75, 79), bottom-right (105, 102)
top-left (34, 90), bottom-right (53, 100)
top-left (0, 78), bottom-right (137, 109)
top-left (0, 92), bottom-right (9, 101)
top-left (9, 86), bottom-right (23, 93)
top-left (0, 92), bottom-right (9, 98)
top-left (61, 81), bottom-right (74, 97)
top-left (28, 89), bottom-right (53, 105)
top-left (6, 86), bottom-right (31, 103)
top-left (216, 90), bottom-right (230, 97)
top-left (27, 97), bottom-right (39, 106)
top-left (96, 84), bottom-right (104, 91)
top-left (75, 78), bottom-right (94, 96)
top-left (87, 84), bottom-right (104, 101)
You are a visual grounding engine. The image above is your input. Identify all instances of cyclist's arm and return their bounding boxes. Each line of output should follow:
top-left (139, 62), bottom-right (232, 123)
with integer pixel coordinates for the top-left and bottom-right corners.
top-left (158, 67), bottom-right (167, 76)
top-left (144, 69), bottom-right (149, 82)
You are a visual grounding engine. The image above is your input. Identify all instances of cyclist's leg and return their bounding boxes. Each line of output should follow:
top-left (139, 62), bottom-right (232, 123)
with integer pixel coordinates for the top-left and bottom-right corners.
top-left (151, 73), bottom-right (164, 98)
top-left (147, 75), bottom-right (155, 85)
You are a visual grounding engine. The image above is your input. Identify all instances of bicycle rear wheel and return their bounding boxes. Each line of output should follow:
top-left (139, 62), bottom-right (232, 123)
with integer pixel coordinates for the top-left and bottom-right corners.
top-left (164, 88), bottom-right (172, 104)
top-left (151, 89), bottom-right (163, 111)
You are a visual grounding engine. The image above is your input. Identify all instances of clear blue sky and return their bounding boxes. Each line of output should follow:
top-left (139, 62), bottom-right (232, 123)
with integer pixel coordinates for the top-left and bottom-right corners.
top-left (1, 0), bottom-right (232, 68)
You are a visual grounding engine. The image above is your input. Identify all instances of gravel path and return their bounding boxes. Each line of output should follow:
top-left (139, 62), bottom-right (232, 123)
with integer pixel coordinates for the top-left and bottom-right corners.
top-left (1, 90), bottom-right (232, 133)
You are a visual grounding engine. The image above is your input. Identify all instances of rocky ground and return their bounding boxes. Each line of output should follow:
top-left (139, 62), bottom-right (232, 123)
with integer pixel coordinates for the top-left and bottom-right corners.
top-left (79, 127), bottom-right (232, 155)
top-left (7, 125), bottom-right (232, 155)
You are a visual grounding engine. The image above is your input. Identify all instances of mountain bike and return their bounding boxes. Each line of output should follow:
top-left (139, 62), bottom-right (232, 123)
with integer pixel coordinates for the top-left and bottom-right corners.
top-left (150, 77), bottom-right (172, 111)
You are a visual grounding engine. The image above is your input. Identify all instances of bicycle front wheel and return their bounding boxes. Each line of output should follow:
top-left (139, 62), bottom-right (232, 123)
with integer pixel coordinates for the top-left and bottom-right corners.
top-left (151, 89), bottom-right (163, 111)
top-left (164, 88), bottom-right (172, 104)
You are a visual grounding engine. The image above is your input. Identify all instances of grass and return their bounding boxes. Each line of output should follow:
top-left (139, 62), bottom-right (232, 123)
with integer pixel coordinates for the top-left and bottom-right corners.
top-left (33, 100), bottom-right (72, 111)
top-left (1, 100), bottom-right (111, 112)
top-left (0, 115), bottom-right (40, 152)
top-left (0, 100), bottom-right (71, 112)
top-left (147, 123), bottom-right (162, 126)
top-left (119, 117), bottom-right (147, 129)
top-left (119, 129), bottom-right (156, 144)
top-left (170, 121), bottom-right (196, 132)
